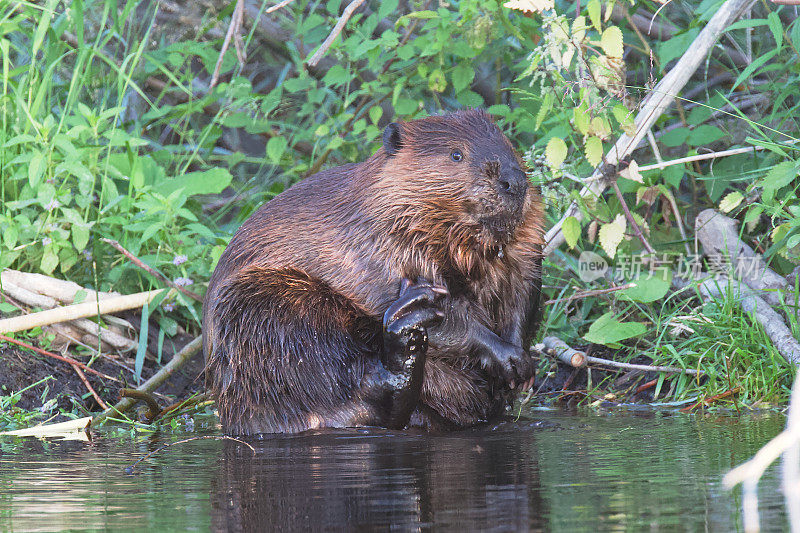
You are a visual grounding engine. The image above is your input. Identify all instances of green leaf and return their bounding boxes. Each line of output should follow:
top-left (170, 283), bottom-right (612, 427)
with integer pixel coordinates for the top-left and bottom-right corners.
top-left (28, 151), bottom-right (45, 187)
top-left (583, 312), bottom-right (646, 347)
top-left (153, 168), bottom-right (233, 197)
top-left (267, 136), bottom-right (288, 164)
top-left (135, 301), bottom-right (150, 383)
top-left (767, 11), bottom-right (783, 48)
top-left (587, 0), bottom-right (602, 31)
top-left (369, 106), bottom-right (383, 125)
top-left (658, 28), bottom-right (699, 65)
top-left (731, 49), bottom-right (778, 91)
top-left (599, 213), bottom-right (626, 258)
top-left (600, 26), bottom-right (623, 58)
top-left (563, 216), bottom-right (580, 249)
top-left (620, 271), bottom-right (672, 303)
top-left (585, 136), bottom-right (603, 167)
top-left (452, 63), bottom-right (474, 93)
top-left (545, 137), bottom-right (568, 168)
top-left (396, 10), bottom-right (438, 27)
top-left (395, 97), bottom-right (418, 115)
top-left (719, 191), bottom-right (744, 213)
top-left (687, 125), bottom-right (724, 146)
top-left (40, 247), bottom-right (58, 274)
top-left (761, 161), bottom-right (799, 203)
top-left (661, 127), bottom-right (689, 148)
top-left (71, 225), bottom-right (90, 251)
top-left (428, 68), bottom-right (447, 93)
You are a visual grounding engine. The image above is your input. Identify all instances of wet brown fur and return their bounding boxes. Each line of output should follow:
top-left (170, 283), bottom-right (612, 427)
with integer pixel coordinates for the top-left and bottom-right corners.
top-left (203, 109), bottom-right (544, 434)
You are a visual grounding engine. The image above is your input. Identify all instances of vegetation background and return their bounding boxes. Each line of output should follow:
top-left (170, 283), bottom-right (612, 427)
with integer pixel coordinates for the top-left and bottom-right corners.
top-left (1, 0), bottom-right (799, 425)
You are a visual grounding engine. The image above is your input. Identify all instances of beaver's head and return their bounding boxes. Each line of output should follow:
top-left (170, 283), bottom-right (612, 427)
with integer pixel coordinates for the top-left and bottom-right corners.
top-left (380, 109), bottom-right (532, 250)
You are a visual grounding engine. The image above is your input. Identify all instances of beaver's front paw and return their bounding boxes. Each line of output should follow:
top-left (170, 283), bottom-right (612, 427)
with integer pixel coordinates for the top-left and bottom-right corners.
top-left (382, 278), bottom-right (446, 373)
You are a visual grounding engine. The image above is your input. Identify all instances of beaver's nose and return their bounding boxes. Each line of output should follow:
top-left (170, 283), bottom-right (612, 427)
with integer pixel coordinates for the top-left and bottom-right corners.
top-left (498, 165), bottom-right (529, 197)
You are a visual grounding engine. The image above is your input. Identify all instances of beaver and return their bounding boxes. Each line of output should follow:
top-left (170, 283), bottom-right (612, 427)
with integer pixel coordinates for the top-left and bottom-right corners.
top-left (203, 109), bottom-right (543, 435)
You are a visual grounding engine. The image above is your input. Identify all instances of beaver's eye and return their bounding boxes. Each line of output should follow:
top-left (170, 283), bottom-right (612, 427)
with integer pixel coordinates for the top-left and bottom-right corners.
top-left (450, 149), bottom-right (463, 162)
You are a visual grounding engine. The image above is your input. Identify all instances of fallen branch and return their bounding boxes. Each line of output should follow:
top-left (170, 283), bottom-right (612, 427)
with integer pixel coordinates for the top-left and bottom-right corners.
top-left (306, 0), bottom-right (366, 67)
top-left (92, 336), bottom-right (202, 426)
top-left (1, 270), bottom-right (135, 350)
top-left (0, 288), bottom-right (171, 335)
top-left (102, 238), bottom-right (203, 302)
top-left (724, 375), bottom-right (800, 532)
top-left (585, 355), bottom-right (701, 376)
top-left (544, 282), bottom-right (635, 305)
top-left (209, 0), bottom-right (246, 89)
top-left (538, 336), bottom-right (701, 375)
top-left (544, 0), bottom-right (755, 256)
top-left (673, 275), bottom-right (800, 365)
top-left (0, 333), bottom-right (119, 382)
top-left (695, 209), bottom-right (794, 313)
top-left (540, 336), bottom-right (587, 367)
top-left (70, 362), bottom-right (110, 410)
top-left (265, 0), bottom-right (297, 13)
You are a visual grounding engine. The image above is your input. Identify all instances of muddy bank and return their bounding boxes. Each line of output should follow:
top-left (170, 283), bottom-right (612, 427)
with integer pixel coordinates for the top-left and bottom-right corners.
top-left (0, 334), bottom-right (203, 421)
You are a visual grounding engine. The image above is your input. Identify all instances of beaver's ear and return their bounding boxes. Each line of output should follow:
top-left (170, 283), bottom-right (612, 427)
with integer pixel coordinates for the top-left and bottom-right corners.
top-left (382, 123), bottom-right (402, 156)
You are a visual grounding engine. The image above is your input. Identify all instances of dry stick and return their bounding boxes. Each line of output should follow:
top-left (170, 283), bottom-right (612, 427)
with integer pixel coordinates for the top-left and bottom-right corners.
top-left (724, 376), bottom-right (800, 533)
top-left (92, 336), bottom-right (203, 426)
top-left (210, 0), bottom-right (246, 89)
top-left (544, 282), bottom-right (635, 305)
top-left (0, 289), bottom-right (170, 335)
top-left (119, 388), bottom-right (162, 421)
top-left (539, 336), bottom-right (701, 376)
top-left (610, 179), bottom-right (656, 254)
top-left (695, 209), bottom-right (794, 312)
top-left (544, 0), bottom-right (755, 257)
top-left (637, 145), bottom-right (761, 171)
top-left (0, 333), bottom-right (119, 382)
top-left (540, 336), bottom-right (587, 367)
top-left (265, 0), bottom-right (297, 13)
top-left (101, 238), bottom-right (203, 303)
top-left (70, 362), bottom-right (110, 410)
top-left (306, 0), bottom-right (367, 67)
top-left (585, 355), bottom-right (701, 376)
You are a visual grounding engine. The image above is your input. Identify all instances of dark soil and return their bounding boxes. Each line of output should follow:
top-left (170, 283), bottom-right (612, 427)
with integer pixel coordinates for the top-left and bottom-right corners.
top-left (0, 330), bottom-right (204, 420)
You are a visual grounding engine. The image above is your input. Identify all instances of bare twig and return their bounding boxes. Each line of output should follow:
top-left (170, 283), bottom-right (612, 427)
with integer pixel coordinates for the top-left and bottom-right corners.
top-left (638, 145), bottom-right (760, 171)
top-left (0, 289), bottom-right (171, 335)
top-left (585, 355), bottom-right (701, 375)
top-left (544, 283), bottom-right (635, 305)
top-left (70, 362), bottom-right (110, 410)
top-left (102, 238), bottom-right (203, 302)
top-left (540, 336), bottom-right (587, 367)
top-left (92, 336), bottom-right (203, 426)
top-left (695, 209), bottom-right (794, 312)
top-left (611, 179), bottom-right (657, 254)
top-left (544, 0), bottom-right (755, 256)
top-left (0, 333), bottom-right (119, 382)
top-left (306, 0), bottom-right (367, 67)
top-left (210, 0), bottom-right (246, 89)
top-left (724, 376), bottom-right (800, 532)
top-left (119, 388), bottom-right (162, 421)
top-left (265, 0), bottom-right (296, 14)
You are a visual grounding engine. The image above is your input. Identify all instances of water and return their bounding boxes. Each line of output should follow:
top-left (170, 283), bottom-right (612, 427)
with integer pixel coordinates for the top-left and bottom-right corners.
top-left (0, 409), bottom-right (787, 531)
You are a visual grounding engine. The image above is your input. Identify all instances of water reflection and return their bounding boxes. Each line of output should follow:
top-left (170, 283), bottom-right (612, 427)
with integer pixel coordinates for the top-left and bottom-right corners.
top-left (211, 424), bottom-right (548, 531)
top-left (0, 411), bottom-right (789, 532)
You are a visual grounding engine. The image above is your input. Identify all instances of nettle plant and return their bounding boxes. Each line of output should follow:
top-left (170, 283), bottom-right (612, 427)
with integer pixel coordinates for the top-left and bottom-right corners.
top-left (514, 0), bottom-right (640, 260)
